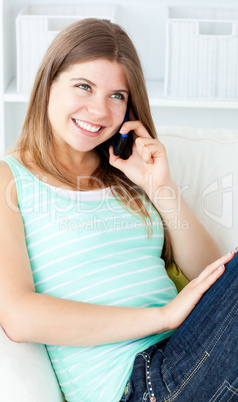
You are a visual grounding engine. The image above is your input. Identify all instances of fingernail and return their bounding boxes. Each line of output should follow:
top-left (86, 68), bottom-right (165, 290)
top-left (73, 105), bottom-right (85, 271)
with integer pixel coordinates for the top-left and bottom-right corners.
top-left (120, 126), bottom-right (126, 133)
top-left (226, 246), bottom-right (238, 255)
top-left (218, 264), bottom-right (225, 270)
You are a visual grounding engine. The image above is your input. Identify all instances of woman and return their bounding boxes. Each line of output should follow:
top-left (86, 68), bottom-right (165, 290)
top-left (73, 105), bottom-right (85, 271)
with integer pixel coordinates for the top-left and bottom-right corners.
top-left (0, 19), bottom-right (237, 402)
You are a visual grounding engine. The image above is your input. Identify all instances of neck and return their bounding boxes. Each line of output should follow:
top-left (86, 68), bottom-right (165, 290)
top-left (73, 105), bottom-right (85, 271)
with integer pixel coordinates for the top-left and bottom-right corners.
top-left (57, 151), bottom-right (103, 191)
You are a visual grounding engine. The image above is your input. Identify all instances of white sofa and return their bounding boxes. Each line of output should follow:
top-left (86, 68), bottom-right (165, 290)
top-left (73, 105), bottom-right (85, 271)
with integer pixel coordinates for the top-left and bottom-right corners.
top-left (1, 126), bottom-right (238, 401)
top-left (159, 126), bottom-right (238, 255)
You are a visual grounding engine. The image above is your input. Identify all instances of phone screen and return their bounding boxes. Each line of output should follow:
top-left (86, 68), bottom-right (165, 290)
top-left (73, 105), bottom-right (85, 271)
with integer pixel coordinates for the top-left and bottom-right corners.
top-left (113, 109), bottom-right (130, 156)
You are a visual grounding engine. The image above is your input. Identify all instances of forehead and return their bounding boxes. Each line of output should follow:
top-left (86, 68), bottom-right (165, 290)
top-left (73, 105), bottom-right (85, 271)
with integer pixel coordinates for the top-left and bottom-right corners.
top-left (60, 59), bottom-right (128, 89)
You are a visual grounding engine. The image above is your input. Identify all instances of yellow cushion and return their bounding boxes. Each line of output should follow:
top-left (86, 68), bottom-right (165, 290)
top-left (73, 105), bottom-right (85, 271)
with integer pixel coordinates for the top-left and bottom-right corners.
top-left (166, 263), bottom-right (189, 293)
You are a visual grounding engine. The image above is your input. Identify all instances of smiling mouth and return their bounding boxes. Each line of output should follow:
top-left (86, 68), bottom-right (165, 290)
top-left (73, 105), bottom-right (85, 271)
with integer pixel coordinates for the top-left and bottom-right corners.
top-left (73, 118), bottom-right (102, 133)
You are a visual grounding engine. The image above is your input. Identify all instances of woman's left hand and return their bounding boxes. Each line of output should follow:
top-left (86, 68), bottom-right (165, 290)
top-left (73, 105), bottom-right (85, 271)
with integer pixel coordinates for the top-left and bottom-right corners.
top-left (109, 120), bottom-right (172, 194)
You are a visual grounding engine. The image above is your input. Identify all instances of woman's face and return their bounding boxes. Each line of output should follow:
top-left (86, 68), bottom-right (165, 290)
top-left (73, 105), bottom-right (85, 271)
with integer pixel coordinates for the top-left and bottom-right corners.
top-left (48, 59), bottom-right (129, 156)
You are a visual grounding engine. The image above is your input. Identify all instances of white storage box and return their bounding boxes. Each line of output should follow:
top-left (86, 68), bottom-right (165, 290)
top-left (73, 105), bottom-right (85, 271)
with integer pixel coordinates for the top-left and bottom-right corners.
top-left (16, 5), bottom-right (117, 94)
top-left (164, 7), bottom-right (238, 100)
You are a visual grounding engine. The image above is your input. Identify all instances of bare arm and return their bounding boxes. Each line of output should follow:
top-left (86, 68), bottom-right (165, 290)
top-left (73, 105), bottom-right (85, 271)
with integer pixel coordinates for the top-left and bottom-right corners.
top-left (109, 122), bottom-right (221, 280)
top-left (148, 182), bottom-right (221, 280)
top-left (0, 162), bottom-right (229, 347)
top-left (0, 162), bottom-right (162, 346)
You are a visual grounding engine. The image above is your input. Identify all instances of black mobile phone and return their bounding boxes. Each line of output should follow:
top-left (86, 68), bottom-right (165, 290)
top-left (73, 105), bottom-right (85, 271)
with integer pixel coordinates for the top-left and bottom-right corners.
top-left (113, 109), bottom-right (130, 156)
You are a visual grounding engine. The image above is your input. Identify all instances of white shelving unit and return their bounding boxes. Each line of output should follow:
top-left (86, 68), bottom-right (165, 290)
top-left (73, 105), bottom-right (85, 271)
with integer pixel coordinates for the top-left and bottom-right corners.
top-left (1, 0), bottom-right (238, 156)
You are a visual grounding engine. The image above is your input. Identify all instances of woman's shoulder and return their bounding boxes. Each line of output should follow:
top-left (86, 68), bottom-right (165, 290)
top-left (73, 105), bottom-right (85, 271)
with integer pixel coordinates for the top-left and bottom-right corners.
top-left (0, 151), bottom-right (45, 210)
top-left (0, 153), bottom-right (17, 177)
top-left (0, 151), bottom-right (35, 197)
top-left (0, 154), bottom-right (19, 208)
top-left (0, 151), bottom-right (26, 178)
top-left (1, 151), bottom-right (43, 179)
top-left (0, 151), bottom-right (23, 167)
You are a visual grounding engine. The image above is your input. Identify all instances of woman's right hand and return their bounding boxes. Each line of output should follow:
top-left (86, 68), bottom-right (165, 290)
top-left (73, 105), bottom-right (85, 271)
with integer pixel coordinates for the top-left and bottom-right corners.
top-left (160, 251), bottom-right (236, 331)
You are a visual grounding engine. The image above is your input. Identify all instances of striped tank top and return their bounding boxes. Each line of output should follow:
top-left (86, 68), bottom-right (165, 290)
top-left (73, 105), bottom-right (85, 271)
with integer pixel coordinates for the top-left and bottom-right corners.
top-left (2, 155), bottom-right (177, 402)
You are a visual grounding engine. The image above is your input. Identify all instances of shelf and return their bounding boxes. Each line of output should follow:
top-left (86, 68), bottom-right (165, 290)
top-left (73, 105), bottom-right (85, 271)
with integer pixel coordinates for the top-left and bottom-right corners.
top-left (4, 78), bottom-right (238, 109)
top-left (4, 78), bottom-right (29, 102)
top-left (146, 80), bottom-right (238, 109)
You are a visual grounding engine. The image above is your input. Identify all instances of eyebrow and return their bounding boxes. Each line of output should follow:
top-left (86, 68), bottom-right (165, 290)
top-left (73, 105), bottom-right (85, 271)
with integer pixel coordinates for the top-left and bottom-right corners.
top-left (70, 77), bottom-right (129, 94)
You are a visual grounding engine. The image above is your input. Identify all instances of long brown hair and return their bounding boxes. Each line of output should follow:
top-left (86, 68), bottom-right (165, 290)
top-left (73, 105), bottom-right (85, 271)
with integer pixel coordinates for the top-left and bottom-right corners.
top-left (16, 18), bottom-right (172, 265)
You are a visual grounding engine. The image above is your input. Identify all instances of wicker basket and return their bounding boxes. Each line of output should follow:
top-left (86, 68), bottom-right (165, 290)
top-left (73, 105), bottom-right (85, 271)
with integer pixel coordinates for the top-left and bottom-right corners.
top-left (164, 7), bottom-right (238, 100)
top-left (16, 5), bottom-right (117, 94)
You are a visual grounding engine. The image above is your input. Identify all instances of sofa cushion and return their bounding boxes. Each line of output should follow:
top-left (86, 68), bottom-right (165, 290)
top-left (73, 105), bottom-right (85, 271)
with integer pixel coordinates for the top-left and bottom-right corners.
top-left (157, 126), bottom-right (238, 255)
top-left (0, 325), bottom-right (64, 401)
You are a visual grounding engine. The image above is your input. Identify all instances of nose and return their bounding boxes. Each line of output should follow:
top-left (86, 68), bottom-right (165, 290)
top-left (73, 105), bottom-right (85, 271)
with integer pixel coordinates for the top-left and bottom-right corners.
top-left (86, 96), bottom-right (110, 121)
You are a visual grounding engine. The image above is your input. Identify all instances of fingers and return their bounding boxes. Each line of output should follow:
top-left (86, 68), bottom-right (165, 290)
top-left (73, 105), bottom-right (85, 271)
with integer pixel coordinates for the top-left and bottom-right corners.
top-left (109, 145), bottom-right (126, 172)
top-left (109, 145), bottom-right (119, 164)
top-left (135, 138), bottom-right (162, 163)
top-left (109, 127), bottom-right (164, 167)
top-left (120, 120), bottom-right (152, 139)
top-left (118, 119), bottom-right (166, 165)
top-left (185, 251), bottom-right (236, 298)
top-left (135, 137), bottom-right (165, 165)
top-left (198, 251), bottom-right (235, 282)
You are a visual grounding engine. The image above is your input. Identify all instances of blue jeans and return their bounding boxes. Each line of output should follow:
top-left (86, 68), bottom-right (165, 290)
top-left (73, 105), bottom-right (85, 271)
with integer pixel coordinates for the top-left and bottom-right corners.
top-left (120, 252), bottom-right (238, 402)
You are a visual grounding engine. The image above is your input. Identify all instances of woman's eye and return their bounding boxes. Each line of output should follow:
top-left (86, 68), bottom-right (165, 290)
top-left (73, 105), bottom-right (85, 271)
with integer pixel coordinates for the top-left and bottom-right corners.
top-left (77, 84), bottom-right (91, 91)
top-left (111, 93), bottom-right (124, 100)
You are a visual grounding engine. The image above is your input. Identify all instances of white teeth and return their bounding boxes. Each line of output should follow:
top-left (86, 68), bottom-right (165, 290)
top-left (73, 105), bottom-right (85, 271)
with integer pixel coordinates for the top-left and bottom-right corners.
top-left (74, 119), bottom-right (101, 133)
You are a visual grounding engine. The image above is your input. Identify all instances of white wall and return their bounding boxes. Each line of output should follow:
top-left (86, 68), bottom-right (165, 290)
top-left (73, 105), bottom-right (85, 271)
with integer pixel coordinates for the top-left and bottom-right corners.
top-left (1, 0), bottom-right (238, 154)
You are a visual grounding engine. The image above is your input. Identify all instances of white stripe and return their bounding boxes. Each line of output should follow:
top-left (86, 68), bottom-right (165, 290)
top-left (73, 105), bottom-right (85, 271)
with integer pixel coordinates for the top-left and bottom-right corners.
top-left (57, 337), bottom-right (137, 367)
top-left (64, 265), bottom-right (162, 299)
top-left (64, 389), bottom-right (78, 397)
top-left (99, 363), bottom-right (132, 401)
top-left (21, 199), bottom-right (56, 217)
top-left (50, 358), bottom-right (60, 363)
top-left (24, 210), bottom-right (53, 227)
top-left (87, 363), bottom-right (125, 399)
top-left (58, 342), bottom-right (126, 365)
top-left (60, 359), bottom-right (106, 386)
top-left (21, 191), bottom-right (43, 203)
top-left (64, 354), bottom-right (125, 389)
top-left (15, 170), bottom-right (28, 176)
top-left (142, 297), bottom-right (175, 307)
top-left (41, 254), bottom-right (152, 291)
top-left (55, 369), bottom-right (65, 375)
top-left (52, 328), bottom-right (148, 369)
top-left (25, 205), bottom-right (122, 232)
top-left (85, 272), bottom-right (167, 302)
top-left (69, 341), bottom-right (132, 372)
top-left (29, 217), bottom-right (160, 257)
top-left (62, 346), bottom-right (95, 364)
top-left (29, 213), bottom-right (135, 257)
top-left (32, 235), bottom-right (161, 274)
top-left (22, 182), bottom-right (34, 189)
top-left (26, 222), bottom-right (52, 239)
top-left (26, 208), bottom-right (158, 247)
top-left (35, 247), bottom-right (159, 287)
top-left (57, 345), bottom-right (67, 351)
top-left (61, 346), bottom-right (94, 363)
top-left (110, 286), bottom-right (175, 305)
